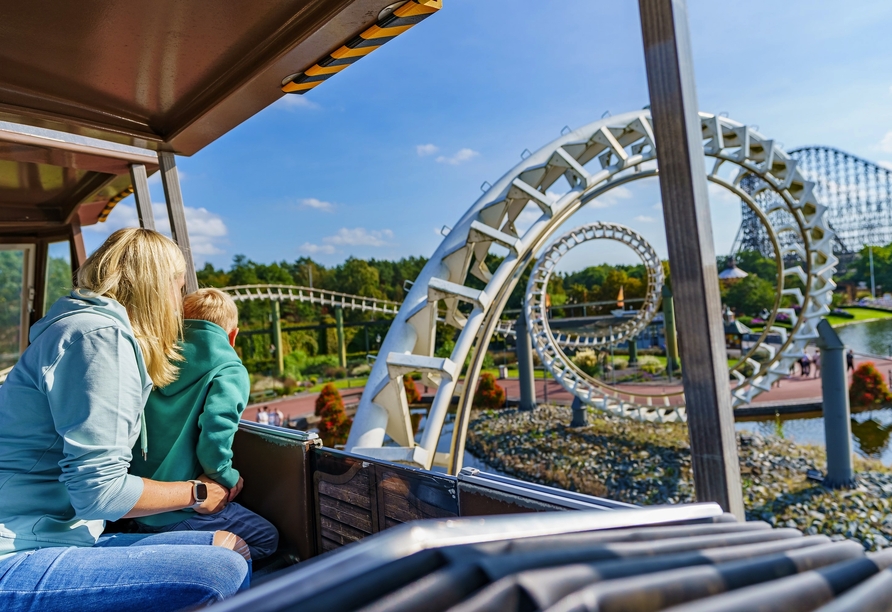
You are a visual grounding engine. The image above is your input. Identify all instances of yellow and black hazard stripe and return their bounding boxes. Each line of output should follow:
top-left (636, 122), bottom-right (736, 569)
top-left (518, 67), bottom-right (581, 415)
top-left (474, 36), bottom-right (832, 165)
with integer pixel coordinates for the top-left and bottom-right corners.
top-left (97, 186), bottom-right (134, 222)
top-left (282, 0), bottom-right (442, 94)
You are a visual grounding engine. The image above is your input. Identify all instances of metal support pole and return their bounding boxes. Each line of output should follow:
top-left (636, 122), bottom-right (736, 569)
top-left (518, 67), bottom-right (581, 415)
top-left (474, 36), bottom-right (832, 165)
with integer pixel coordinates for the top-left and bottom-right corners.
top-left (869, 245), bottom-right (876, 299)
top-left (335, 306), bottom-right (347, 369)
top-left (570, 395), bottom-right (587, 427)
top-left (640, 0), bottom-right (744, 518)
top-left (516, 315), bottom-right (537, 411)
top-left (663, 286), bottom-right (680, 372)
top-left (816, 319), bottom-right (855, 488)
top-left (629, 335), bottom-right (639, 367)
top-left (158, 151), bottom-right (198, 295)
top-left (271, 300), bottom-right (284, 377)
top-left (129, 163), bottom-right (156, 231)
top-left (68, 218), bottom-right (87, 280)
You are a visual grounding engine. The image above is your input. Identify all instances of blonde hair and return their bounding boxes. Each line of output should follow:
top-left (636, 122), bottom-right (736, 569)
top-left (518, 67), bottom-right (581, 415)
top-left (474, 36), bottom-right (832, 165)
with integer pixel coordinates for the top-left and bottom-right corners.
top-left (184, 288), bottom-right (239, 332)
top-left (76, 228), bottom-right (186, 387)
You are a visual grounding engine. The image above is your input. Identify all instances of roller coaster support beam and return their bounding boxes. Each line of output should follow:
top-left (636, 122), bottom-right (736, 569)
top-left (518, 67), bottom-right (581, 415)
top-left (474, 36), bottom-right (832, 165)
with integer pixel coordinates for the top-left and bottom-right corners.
top-left (816, 320), bottom-right (855, 489)
top-left (516, 315), bottom-right (537, 411)
top-left (271, 300), bottom-right (284, 376)
top-left (662, 286), bottom-right (680, 373)
top-left (335, 306), bottom-right (347, 369)
top-left (640, 0), bottom-right (744, 517)
top-left (628, 336), bottom-right (639, 367)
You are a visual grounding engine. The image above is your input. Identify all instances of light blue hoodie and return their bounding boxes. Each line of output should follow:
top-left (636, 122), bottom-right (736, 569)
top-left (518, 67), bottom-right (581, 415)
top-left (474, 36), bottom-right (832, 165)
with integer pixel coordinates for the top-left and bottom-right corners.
top-left (0, 290), bottom-right (151, 559)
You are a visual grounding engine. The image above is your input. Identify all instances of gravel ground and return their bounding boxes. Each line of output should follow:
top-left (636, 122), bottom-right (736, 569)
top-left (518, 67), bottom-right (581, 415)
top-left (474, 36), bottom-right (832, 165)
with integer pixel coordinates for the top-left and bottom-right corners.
top-left (466, 404), bottom-right (892, 551)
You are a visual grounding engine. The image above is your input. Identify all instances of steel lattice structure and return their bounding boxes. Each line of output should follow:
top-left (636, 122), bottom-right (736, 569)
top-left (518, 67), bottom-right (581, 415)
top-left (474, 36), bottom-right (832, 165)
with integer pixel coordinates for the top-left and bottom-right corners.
top-left (737, 146), bottom-right (892, 256)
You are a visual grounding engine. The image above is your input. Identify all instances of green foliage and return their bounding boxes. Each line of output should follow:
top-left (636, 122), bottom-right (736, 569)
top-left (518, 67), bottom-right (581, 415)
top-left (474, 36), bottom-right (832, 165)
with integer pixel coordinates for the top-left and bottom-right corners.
top-left (724, 274), bottom-right (776, 317)
top-left (0, 250), bottom-right (23, 367)
top-left (636, 355), bottom-right (663, 374)
top-left (318, 400), bottom-right (352, 447)
top-left (850, 363), bottom-right (892, 407)
top-left (724, 251), bottom-right (776, 281)
top-left (474, 372), bottom-right (506, 409)
top-left (573, 349), bottom-right (602, 377)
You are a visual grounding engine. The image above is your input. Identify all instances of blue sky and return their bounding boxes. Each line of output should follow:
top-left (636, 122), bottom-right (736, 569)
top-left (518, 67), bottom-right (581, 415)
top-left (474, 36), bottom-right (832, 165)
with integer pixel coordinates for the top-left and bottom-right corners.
top-left (85, 0), bottom-right (892, 274)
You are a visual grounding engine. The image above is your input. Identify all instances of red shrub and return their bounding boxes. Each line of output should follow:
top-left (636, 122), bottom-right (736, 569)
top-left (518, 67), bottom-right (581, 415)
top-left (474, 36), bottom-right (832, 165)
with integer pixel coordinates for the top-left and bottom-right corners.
top-left (315, 383), bottom-right (343, 416)
top-left (403, 376), bottom-right (421, 404)
top-left (850, 362), bottom-right (892, 407)
top-left (474, 372), bottom-right (507, 409)
top-left (318, 400), bottom-right (352, 447)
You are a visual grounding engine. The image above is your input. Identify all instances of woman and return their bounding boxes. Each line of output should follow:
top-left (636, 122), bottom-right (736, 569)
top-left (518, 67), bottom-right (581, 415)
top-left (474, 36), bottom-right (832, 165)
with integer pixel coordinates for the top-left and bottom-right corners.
top-left (0, 229), bottom-right (249, 611)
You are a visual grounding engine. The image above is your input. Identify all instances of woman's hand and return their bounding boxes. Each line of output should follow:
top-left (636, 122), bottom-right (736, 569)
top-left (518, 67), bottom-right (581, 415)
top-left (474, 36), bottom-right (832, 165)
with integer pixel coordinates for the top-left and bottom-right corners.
top-left (228, 477), bottom-right (244, 502)
top-left (194, 474), bottom-right (228, 515)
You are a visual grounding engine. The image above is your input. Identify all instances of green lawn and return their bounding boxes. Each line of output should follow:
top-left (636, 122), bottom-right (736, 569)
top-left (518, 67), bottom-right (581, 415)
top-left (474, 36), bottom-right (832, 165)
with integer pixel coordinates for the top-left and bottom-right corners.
top-left (825, 306), bottom-right (892, 326)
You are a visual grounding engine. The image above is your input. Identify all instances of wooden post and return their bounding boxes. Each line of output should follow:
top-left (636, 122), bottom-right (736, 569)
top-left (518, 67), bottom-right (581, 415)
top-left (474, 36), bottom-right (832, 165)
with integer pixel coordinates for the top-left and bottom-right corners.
top-left (129, 163), bottom-right (156, 231)
top-left (639, 0), bottom-right (744, 518)
top-left (158, 151), bottom-right (198, 294)
top-left (30, 240), bottom-right (48, 325)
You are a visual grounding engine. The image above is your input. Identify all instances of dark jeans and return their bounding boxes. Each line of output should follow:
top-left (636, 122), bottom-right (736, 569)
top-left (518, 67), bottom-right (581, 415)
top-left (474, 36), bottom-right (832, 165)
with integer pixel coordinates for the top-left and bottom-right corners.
top-left (139, 502), bottom-right (279, 561)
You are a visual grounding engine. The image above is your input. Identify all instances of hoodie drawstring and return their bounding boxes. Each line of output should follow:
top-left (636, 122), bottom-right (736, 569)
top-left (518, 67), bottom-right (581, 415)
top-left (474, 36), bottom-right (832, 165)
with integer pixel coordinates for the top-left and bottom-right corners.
top-left (140, 413), bottom-right (148, 460)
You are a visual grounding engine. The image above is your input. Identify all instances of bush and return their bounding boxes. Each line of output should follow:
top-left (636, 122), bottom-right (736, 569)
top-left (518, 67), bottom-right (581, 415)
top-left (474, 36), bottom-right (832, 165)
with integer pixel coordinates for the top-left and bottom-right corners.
top-left (636, 355), bottom-right (663, 374)
top-left (350, 363), bottom-right (371, 377)
top-left (474, 372), bottom-right (506, 409)
top-left (607, 357), bottom-right (628, 371)
top-left (573, 349), bottom-right (602, 377)
top-left (403, 376), bottom-right (421, 403)
top-left (850, 362), bottom-right (892, 407)
top-left (831, 308), bottom-right (855, 319)
top-left (315, 383), bottom-right (344, 416)
top-left (322, 365), bottom-right (347, 380)
top-left (318, 400), bottom-right (352, 447)
top-left (283, 376), bottom-right (299, 395)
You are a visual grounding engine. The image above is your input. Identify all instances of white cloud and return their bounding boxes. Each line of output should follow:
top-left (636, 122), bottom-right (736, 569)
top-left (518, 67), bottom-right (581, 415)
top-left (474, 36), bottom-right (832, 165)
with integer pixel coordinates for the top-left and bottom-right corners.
top-left (416, 144), bottom-right (439, 157)
top-left (324, 227), bottom-right (394, 247)
top-left (634, 215), bottom-right (656, 223)
top-left (84, 202), bottom-right (228, 259)
top-left (881, 131), bottom-right (892, 153)
top-left (299, 197), bottom-right (334, 212)
top-left (589, 185), bottom-right (633, 208)
top-left (274, 95), bottom-right (320, 110)
top-left (299, 242), bottom-right (336, 255)
top-left (436, 148), bottom-right (479, 165)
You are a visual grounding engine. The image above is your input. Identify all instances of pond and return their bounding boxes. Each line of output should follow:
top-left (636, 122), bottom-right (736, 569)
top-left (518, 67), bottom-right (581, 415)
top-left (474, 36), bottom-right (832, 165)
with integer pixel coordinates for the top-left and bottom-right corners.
top-left (736, 317), bottom-right (892, 465)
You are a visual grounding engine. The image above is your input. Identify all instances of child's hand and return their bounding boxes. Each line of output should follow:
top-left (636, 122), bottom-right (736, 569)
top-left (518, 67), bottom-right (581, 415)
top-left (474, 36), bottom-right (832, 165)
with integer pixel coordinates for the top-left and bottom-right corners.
top-left (228, 477), bottom-right (244, 502)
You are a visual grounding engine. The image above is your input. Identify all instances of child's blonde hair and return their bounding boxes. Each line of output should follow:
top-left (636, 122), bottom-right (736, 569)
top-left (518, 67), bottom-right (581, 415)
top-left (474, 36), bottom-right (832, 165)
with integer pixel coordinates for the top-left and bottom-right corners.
top-left (76, 228), bottom-right (186, 387)
top-left (183, 288), bottom-right (239, 333)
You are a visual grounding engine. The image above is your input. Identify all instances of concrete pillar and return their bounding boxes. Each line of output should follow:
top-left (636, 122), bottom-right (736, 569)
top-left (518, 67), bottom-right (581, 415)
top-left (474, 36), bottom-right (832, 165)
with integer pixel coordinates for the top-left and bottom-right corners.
top-left (516, 315), bottom-right (537, 411)
top-left (570, 395), bottom-right (587, 427)
top-left (335, 306), bottom-right (347, 369)
top-left (816, 319), bottom-right (855, 488)
top-left (271, 300), bottom-right (283, 376)
top-left (628, 336), bottom-right (639, 367)
top-left (662, 286), bottom-right (680, 374)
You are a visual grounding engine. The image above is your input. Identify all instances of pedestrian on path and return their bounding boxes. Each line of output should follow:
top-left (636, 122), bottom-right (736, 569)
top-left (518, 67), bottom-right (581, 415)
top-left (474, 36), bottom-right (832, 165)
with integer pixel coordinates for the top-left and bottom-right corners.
top-left (256, 406), bottom-right (269, 424)
top-left (812, 351), bottom-right (821, 378)
top-left (847, 349), bottom-right (855, 372)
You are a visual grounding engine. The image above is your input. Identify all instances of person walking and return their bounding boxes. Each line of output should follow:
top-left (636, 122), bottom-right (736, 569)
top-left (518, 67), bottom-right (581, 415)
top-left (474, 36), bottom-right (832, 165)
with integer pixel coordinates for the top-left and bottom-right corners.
top-left (847, 349), bottom-right (855, 372)
top-left (256, 406), bottom-right (269, 424)
top-left (812, 351), bottom-right (821, 378)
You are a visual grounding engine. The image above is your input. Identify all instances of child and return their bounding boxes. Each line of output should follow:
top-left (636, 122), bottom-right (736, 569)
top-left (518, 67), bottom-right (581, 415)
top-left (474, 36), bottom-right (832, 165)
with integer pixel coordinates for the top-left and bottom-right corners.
top-left (129, 288), bottom-right (279, 561)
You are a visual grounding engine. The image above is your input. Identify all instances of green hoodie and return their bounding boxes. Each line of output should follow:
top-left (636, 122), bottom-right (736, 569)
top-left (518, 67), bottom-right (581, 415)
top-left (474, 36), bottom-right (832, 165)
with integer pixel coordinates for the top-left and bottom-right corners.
top-left (129, 319), bottom-right (250, 527)
top-left (0, 291), bottom-right (150, 559)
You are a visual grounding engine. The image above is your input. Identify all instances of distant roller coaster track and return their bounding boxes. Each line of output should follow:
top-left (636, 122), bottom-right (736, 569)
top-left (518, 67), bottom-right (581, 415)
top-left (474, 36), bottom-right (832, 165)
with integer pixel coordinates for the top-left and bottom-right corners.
top-left (737, 146), bottom-right (892, 256)
top-left (221, 284), bottom-right (401, 315)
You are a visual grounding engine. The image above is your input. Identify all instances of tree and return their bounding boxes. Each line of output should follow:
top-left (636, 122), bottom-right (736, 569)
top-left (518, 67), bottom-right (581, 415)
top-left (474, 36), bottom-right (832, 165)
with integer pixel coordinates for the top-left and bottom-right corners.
top-left (474, 372), bottom-right (506, 409)
top-left (850, 363), bottom-right (892, 407)
top-left (318, 401), bottom-right (352, 447)
top-left (724, 274), bottom-right (776, 317)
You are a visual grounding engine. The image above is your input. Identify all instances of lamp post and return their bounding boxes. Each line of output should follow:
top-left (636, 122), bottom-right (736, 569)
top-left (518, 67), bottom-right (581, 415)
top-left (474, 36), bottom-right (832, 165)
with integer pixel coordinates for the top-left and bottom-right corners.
top-left (869, 244), bottom-right (876, 299)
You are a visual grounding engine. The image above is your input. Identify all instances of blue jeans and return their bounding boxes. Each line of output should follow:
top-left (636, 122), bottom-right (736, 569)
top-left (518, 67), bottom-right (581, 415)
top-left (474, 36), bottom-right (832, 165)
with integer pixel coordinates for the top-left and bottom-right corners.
top-left (0, 531), bottom-right (249, 612)
top-left (138, 502), bottom-right (279, 561)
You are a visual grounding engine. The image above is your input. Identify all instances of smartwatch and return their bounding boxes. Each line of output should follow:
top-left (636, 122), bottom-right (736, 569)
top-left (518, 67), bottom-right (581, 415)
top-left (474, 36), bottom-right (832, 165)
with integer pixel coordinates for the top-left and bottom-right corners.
top-left (189, 479), bottom-right (208, 509)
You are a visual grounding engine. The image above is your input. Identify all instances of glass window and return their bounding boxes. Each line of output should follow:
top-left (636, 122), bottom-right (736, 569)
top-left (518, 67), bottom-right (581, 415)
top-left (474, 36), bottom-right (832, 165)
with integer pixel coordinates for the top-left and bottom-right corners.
top-left (0, 249), bottom-right (25, 370)
top-left (44, 241), bottom-right (72, 315)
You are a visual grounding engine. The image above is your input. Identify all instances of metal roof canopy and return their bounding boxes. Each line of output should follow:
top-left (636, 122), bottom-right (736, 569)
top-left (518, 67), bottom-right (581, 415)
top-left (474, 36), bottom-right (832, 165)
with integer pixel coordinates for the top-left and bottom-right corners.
top-left (0, 0), bottom-right (395, 156)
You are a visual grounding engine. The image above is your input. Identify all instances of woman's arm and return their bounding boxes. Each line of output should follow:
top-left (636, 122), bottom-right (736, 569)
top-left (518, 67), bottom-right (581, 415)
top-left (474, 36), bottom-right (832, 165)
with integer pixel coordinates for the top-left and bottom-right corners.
top-left (122, 475), bottom-right (228, 518)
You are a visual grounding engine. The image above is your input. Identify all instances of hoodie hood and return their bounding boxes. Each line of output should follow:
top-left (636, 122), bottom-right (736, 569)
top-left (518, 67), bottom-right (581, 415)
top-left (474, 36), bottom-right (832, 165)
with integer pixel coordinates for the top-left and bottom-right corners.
top-left (156, 319), bottom-right (240, 395)
top-left (31, 289), bottom-right (136, 344)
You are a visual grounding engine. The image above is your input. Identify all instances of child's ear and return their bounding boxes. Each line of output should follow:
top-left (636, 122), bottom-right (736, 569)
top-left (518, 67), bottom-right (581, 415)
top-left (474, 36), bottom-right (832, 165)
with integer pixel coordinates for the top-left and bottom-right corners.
top-left (228, 328), bottom-right (239, 347)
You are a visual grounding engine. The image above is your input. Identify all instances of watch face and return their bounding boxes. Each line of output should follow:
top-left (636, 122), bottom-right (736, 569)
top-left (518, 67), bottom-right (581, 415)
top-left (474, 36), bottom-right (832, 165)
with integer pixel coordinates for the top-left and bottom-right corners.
top-left (195, 482), bottom-right (208, 502)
